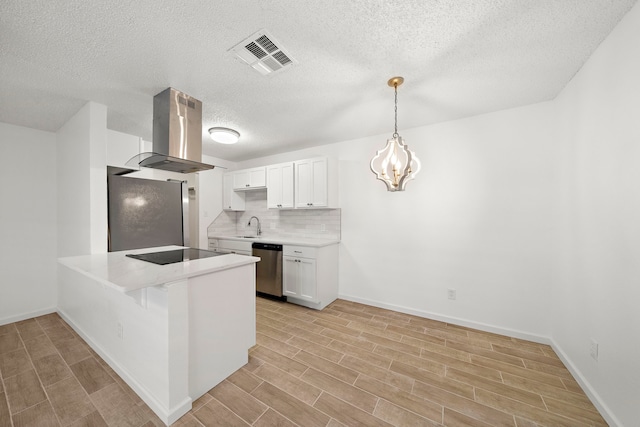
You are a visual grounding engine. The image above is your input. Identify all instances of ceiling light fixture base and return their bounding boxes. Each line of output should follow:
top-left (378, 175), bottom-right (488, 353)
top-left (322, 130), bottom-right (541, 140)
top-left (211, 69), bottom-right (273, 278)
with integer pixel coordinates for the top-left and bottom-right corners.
top-left (208, 127), bottom-right (240, 144)
top-left (387, 76), bottom-right (404, 87)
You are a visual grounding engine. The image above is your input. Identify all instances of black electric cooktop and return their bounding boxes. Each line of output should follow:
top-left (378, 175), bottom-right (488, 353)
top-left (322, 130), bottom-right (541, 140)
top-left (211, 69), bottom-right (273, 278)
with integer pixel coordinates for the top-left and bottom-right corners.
top-left (126, 248), bottom-right (225, 265)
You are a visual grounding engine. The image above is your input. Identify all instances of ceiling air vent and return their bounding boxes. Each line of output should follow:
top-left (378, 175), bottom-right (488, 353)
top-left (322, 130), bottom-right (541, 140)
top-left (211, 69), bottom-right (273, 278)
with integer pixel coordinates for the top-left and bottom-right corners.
top-left (229, 30), bottom-right (295, 76)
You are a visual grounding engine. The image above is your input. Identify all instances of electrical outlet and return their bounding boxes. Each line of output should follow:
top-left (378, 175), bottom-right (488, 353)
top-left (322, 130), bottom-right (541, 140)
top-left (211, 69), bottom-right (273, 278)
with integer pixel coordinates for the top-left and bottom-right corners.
top-left (590, 339), bottom-right (599, 361)
top-left (270, 222), bottom-right (276, 229)
top-left (320, 224), bottom-right (326, 232)
top-left (117, 322), bottom-right (123, 339)
top-left (447, 289), bottom-right (457, 300)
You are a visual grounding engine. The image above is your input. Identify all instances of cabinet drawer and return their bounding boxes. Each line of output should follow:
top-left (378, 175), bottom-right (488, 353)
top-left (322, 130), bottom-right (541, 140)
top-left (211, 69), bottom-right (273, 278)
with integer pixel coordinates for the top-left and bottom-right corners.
top-left (283, 245), bottom-right (316, 259)
top-left (218, 239), bottom-right (253, 252)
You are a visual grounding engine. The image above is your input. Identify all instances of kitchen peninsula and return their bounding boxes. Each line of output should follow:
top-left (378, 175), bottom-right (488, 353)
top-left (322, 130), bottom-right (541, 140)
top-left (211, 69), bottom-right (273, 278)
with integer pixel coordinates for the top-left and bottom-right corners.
top-left (57, 246), bottom-right (259, 425)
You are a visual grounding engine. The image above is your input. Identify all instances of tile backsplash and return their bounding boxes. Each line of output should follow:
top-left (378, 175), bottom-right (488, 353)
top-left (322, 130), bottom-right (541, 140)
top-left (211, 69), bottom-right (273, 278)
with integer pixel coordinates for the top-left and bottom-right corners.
top-left (207, 189), bottom-right (341, 240)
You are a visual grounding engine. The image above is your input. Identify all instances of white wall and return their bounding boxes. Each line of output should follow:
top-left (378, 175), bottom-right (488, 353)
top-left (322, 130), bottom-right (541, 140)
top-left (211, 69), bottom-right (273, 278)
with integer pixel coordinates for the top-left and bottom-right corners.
top-left (198, 155), bottom-right (236, 249)
top-left (0, 122), bottom-right (58, 323)
top-left (237, 100), bottom-right (556, 340)
top-left (57, 102), bottom-right (108, 256)
top-left (551, 3), bottom-right (640, 426)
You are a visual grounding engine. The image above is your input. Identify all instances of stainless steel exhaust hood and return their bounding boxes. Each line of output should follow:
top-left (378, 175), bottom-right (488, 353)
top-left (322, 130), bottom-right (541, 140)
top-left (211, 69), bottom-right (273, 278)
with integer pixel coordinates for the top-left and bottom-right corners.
top-left (125, 88), bottom-right (215, 174)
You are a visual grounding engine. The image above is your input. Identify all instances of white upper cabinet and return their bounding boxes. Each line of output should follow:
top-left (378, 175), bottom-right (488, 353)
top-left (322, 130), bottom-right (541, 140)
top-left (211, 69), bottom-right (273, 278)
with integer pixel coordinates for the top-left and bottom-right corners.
top-left (294, 157), bottom-right (337, 208)
top-left (267, 162), bottom-right (294, 209)
top-left (223, 173), bottom-right (245, 211)
top-left (233, 167), bottom-right (266, 190)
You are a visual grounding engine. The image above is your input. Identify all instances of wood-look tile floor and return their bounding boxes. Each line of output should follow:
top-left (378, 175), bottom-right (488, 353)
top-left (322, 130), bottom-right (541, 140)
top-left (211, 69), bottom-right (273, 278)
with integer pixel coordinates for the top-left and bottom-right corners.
top-left (0, 298), bottom-right (608, 427)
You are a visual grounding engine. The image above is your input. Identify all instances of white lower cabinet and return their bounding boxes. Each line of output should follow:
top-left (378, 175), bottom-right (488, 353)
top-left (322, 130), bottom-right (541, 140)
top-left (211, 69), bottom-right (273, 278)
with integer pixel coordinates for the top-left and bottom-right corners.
top-left (215, 239), bottom-right (252, 256)
top-left (283, 244), bottom-right (338, 310)
top-left (283, 256), bottom-right (317, 302)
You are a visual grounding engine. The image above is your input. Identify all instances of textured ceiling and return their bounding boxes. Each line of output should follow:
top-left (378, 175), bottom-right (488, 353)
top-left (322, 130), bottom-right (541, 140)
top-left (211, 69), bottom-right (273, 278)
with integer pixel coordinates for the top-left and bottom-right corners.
top-left (0, 0), bottom-right (637, 161)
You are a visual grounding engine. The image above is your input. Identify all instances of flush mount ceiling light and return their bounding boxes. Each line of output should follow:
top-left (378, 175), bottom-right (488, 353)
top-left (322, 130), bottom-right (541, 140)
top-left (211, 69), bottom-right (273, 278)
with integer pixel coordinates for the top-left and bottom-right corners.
top-left (208, 127), bottom-right (240, 144)
top-left (370, 77), bottom-right (421, 192)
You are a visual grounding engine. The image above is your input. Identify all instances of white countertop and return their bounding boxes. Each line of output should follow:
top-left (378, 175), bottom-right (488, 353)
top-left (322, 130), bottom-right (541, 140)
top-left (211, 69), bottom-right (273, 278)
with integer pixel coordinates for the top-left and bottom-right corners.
top-left (58, 246), bottom-right (259, 293)
top-left (208, 235), bottom-right (340, 247)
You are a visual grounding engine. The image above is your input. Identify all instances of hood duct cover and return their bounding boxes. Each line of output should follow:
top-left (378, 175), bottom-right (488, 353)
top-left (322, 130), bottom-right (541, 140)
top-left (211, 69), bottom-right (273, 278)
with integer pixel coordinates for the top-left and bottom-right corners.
top-left (126, 88), bottom-right (214, 174)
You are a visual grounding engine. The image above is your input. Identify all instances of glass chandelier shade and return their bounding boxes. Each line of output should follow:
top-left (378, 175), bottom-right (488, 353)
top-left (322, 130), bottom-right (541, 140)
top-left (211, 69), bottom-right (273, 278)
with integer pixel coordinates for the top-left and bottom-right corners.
top-left (370, 77), bottom-right (421, 192)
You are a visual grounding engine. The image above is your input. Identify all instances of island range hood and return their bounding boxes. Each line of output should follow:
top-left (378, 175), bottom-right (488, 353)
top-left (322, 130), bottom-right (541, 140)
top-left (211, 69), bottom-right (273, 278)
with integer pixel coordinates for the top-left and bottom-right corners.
top-left (125, 88), bottom-right (215, 174)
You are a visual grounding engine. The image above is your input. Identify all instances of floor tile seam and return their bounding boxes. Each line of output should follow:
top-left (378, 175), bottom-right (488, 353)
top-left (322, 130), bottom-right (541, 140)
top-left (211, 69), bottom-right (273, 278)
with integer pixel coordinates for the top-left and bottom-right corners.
top-left (7, 327), bottom-right (61, 424)
top-left (490, 372), bottom-right (591, 406)
top-left (521, 359), bottom-right (573, 378)
top-left (492, 344), bottom-right (551, 360)
top-left (43, 358), bottom-right (100, 426)
top-left (312, 389), bottom-right (387, 423)
top-left (464, 380), bottom-right (549, 410)
top-left (380, 393), bottom-right (445, 425)
top-left (190, 397), bottom-right (248, 426)
top-left (411, 374), bottom-right (486, 404)
top-left (539, 394), bottom-right (605, 419)
top-left (249, 376), bottom-right (322, 424)
top-left (7, 399), bottom-right (60, 426)
top-left (473, 388), bottom-right (590, 425)
top-left (200, 394), bottom-right (254, 426)
top-left (398, 331), bottom-right (449, 348)
top-left (438, 396), bottom-right (515, 427)
top-left (445, 366), bottom-right (562, 398)
top-left (293, 357), bottom-right (359, 385)
top-left (440, 340), bottom-right (473, 363)
top-left (285, 334), bottom-right (339, 356)
top-left (501, 371), bottom-right (589, 399)
top-left (272, 331), bottom-right (295, 344)
top-left (465, 355), bottom-right (566, 384)
top-left (252, 407), bottom-right (300, 427)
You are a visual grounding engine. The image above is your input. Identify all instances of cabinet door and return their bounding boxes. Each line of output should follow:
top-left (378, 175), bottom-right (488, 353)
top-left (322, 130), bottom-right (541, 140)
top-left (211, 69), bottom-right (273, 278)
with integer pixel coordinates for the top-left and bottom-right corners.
top-left (295, 158), bottom-right (327, 208)
top-left (267, 165), bottom-right (283, 209)
top-left (234, 167), bottom-right (266, 189)
top-left (297, 257), bottom-right (317, 302)
top-left (310, 158), bottom-right (328, 207)
top-left (280, 163), bottom-right (294, 208)
top-left (268, 163), bottom-right (294, 209)
top-left (233, 170), bottom-right (250, 189)
top-left (295, 160), bottom-right (312, 208)
top-left (223, 174), bottom-right (245, 211)
top-left (283, 256), bottom-right (299, 297)
top-left (249, 167), bottom-right (266, 188)
top-left (283, 256), bottom-right (317, 302)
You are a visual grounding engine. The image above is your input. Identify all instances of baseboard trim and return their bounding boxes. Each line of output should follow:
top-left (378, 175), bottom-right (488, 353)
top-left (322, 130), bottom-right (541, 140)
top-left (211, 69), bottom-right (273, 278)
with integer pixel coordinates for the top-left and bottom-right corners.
top-left (57, 308), bottom-right (192, 425)
top-left (338, 293), bottom-right (550, 344)
top-left (0, 306), bottom-right (57, 327)
top-left (549, 339), bottom-right (622, 427)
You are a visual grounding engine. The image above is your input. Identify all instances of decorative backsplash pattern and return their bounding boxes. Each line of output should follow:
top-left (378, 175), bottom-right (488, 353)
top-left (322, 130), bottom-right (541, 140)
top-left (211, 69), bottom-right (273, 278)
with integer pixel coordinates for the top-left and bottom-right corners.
top-left (207, 189), bottom-right (341, 240)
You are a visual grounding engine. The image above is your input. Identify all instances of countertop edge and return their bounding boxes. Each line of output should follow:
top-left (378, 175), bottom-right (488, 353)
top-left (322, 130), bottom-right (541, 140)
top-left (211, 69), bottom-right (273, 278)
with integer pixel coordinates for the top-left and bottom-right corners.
top-left (58, 248), bottom-right (260, 293)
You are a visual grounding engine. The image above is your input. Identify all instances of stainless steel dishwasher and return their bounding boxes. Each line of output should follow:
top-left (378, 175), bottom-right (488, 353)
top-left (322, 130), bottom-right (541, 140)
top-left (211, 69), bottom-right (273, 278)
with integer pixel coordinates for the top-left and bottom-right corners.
top-left (252, 242), bottom-right (284, 298)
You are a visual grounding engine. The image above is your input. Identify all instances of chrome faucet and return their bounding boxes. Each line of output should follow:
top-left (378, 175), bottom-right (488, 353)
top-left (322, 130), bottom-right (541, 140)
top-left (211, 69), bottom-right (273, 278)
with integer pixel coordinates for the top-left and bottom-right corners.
top-left (248, 216), bottom-right (261, 236)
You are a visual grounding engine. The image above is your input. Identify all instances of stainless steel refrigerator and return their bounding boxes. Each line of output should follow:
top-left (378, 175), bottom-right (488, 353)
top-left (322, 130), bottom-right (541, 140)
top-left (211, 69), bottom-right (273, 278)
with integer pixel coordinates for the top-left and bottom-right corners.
top-left (107, 174), bottom-right (189, 252)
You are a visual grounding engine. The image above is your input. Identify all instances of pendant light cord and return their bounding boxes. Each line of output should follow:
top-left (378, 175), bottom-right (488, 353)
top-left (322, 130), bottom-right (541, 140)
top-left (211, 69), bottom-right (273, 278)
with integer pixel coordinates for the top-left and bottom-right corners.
top-left (393, 83), bottom-right (399, 138)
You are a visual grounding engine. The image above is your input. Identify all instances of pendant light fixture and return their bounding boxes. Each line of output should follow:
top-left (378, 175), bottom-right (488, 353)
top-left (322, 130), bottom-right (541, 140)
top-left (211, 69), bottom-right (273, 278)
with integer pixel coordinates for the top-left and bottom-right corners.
top-left (370, 77), bottom-right (421, 191)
